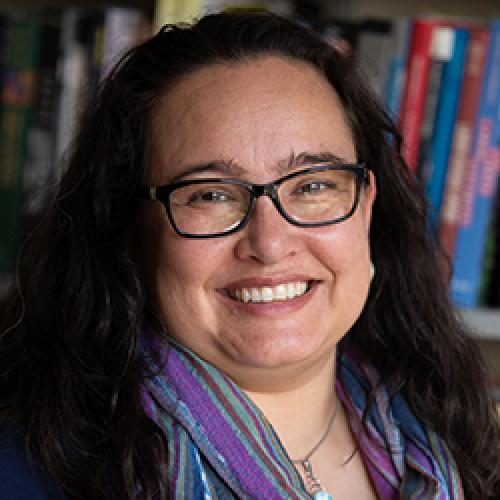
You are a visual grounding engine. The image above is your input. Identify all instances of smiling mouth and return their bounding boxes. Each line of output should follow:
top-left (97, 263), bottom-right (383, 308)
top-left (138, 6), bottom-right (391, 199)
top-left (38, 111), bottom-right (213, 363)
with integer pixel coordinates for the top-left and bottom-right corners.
top-left (225, 281), bottom-right (315, 303)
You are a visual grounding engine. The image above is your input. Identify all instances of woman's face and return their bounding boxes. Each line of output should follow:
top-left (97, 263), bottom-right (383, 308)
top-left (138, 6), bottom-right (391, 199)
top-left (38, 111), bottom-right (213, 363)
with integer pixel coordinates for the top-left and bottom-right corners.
top-left (138, 56), bottom-right (376, 388)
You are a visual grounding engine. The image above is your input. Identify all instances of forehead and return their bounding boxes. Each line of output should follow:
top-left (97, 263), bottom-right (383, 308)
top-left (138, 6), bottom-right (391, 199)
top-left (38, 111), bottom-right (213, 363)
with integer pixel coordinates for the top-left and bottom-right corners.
top-left (149, 56), bottom-right (355, 183)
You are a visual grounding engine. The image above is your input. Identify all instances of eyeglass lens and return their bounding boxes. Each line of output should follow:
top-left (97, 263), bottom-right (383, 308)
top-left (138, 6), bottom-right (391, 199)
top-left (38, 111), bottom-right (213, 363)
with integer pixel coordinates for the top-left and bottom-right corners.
top-left (169, 168), bottom-right (358, 236)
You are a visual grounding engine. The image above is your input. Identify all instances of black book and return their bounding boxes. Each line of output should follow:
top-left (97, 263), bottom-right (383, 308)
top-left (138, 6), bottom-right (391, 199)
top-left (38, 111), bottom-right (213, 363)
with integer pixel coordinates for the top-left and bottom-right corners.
top-left (21, 9), bottom-right (62, 233)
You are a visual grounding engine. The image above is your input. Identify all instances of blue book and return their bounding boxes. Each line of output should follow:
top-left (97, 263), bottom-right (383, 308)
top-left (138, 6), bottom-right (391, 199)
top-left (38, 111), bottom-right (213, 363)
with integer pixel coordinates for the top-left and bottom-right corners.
top-left (451, 20), bottom-right (500, 308)
top-left (425, 28), bottom-right (469, 228)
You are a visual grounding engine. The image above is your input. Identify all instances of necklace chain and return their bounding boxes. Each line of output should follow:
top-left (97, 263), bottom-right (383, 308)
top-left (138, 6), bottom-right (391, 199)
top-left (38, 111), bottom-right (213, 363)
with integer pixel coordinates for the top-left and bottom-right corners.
top-left (292, 397), bottom-right (340, 495)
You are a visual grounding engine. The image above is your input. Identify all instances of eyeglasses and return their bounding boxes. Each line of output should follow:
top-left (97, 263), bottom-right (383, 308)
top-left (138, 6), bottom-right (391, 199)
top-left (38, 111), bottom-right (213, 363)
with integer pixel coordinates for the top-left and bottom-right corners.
top-left (139, 163), bottom-right (369, 238)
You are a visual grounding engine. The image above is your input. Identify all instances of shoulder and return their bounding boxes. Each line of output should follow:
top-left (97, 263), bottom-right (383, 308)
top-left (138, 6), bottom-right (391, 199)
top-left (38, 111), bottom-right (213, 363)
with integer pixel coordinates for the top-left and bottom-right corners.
top-left (0, 424), bottom-right (67, 500)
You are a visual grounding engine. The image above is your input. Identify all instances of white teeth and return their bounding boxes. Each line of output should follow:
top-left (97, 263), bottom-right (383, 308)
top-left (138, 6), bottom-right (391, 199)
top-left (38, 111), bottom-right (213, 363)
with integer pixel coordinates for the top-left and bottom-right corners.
top-left (230, 281), bottom-right (310, 303)
top-left (275, 284), bottom-right (287, 300)
top-left (242, 289), bottom-right (251, 303)
top-left (261, 287), bottom-right (273, 302)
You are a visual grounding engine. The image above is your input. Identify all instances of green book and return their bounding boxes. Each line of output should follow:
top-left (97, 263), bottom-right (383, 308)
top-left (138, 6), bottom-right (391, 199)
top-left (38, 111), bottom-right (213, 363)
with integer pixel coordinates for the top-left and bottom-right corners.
top-left (0, 12), bottom-right (41, 271)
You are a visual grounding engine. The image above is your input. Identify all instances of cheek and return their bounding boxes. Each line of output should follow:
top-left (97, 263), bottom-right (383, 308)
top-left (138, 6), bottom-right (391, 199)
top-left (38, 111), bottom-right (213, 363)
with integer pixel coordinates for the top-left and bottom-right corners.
top-left (310, 217), bottom-right (372, 309)
top-left (312, 218), bottom-right (371, 270)
top-left (157, 237), bottom-right (230, 283)
top-left (151, 237), bottom-right (231, 321)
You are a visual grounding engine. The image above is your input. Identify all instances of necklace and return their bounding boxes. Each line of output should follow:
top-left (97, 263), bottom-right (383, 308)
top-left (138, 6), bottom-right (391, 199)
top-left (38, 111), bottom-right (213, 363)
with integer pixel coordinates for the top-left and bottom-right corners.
top-left (292, 397), bottom-right (340, 499)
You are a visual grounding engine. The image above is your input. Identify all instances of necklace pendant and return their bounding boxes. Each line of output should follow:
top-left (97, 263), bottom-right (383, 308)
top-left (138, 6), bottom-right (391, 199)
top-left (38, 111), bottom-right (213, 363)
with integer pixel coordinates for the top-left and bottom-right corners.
top-left (313, 492), bottom-right (333, 500)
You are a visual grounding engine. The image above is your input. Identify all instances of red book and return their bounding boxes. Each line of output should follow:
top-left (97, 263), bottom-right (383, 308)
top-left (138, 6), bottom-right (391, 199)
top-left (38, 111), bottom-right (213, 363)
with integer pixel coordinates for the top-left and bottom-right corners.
top-left (399, 18), bottom-right (439, 172)
top-left (439, 27), bottom-right (490, 263)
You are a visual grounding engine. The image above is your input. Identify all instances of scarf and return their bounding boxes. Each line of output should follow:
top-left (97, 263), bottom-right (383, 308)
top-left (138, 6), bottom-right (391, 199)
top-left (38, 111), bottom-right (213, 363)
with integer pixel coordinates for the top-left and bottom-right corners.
top-left (140, 329), bottom-right (464, 499)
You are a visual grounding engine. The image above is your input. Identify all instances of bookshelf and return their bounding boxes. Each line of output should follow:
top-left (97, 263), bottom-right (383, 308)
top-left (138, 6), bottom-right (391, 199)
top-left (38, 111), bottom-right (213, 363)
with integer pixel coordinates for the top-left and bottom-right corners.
top-left (320, 0), bottom-right (500, 344)
top-left (0, 0), bottom-right (499, 347)
top-left (336, 0), bottom-right (500, 19)
top-left (462, 309), bottom-right (500, 340)
top-left (0, 0), bottom-right (151, 5)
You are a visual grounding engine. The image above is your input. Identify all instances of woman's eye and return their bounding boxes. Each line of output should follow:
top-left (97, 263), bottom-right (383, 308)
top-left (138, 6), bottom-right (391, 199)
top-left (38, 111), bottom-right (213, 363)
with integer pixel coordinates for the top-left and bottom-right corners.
top-left (297, 181), bottom-right (336, 194)
top-left (187, 190), bottom-right (234, 203)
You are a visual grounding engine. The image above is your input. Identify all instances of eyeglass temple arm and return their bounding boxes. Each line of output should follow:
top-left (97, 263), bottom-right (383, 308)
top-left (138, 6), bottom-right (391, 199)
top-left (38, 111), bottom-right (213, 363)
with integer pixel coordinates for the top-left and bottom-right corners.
top-left (138, 186), bottom-right (158, 201)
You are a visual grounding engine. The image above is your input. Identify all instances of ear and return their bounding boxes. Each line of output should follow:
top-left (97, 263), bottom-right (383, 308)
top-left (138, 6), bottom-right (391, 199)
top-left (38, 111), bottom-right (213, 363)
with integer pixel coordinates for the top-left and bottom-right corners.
top-left (361, 170), bottom-right (376, 230)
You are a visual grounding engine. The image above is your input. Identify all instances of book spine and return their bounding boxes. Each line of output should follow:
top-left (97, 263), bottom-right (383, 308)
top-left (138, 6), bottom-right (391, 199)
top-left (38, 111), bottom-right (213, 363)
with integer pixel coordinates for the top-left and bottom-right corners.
top-left (22, 10), bottom-right (61, 226)
top-left (356, 19), bottom-right (394, 99)
top-left (53, 8), bottom-right (88, 176)
top-left (100, 7), bottom-right (147, 80)
top-left (384, 17), bottom-right (411, 121)
top-left (439, 28), bottom-right (490, 261)
top-left (484, 176), bottom-right (500, 306)
top-left (425, 28), bottom-right (469, 228)
top-left (154, 0), bottom-right (205, 28)
top-left (478, 177), bottom-right (499, 306)
top-left (0, 15), bottom-right (7, 96)
top-left (417, 26), bottom-right (455, 182)
top-left (399, 18), bottom-right (438, 172)
top-left (78, 10), bottom-right (105, 103)
top-left (0, 13), bottom-right (41, 271)
top-left (450, 21), bottom-right (500, 308)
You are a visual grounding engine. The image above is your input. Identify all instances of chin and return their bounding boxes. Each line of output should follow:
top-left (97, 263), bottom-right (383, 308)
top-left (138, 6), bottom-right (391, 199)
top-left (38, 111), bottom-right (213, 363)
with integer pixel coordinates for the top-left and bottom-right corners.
top-left (222, 332), bottom-right (336, 371)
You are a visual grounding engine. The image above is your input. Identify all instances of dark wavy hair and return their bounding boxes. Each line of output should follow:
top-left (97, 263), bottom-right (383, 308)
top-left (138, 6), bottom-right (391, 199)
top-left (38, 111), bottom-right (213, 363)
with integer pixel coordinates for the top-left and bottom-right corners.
top-left (1, 11), bottom-right (499, 499)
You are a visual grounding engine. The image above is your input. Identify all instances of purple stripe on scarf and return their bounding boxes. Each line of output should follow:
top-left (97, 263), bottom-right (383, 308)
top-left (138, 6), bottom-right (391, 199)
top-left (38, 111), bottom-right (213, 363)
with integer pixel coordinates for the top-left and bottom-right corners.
top-left (165, 350), bottom-right (296, 498)
top-left (181, 349), bottom-right (305, 494)
top-left (227, 380), bottom-right (298, 486)
top-left (362, 456), bottom-right (399, 499)
top-left (336, 376), bottom-right (400, 499)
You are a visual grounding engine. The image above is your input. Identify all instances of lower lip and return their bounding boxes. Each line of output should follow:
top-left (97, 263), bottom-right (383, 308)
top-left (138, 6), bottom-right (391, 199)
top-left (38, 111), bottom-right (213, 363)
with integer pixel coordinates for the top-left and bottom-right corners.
top-left (217, 282), bottom-right (320, 317)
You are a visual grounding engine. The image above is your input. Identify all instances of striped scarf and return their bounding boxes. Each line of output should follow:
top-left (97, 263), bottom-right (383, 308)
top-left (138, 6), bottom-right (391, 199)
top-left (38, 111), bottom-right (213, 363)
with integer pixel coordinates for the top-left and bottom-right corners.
top-left (140, 329), bottom-right (464, 499)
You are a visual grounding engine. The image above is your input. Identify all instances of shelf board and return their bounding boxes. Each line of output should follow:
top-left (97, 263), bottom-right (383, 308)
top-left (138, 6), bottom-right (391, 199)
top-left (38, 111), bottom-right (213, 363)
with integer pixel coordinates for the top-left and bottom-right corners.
top-left (460, 308), bottom-right (500, 340)
top-left (344, 0), bottom-right (500, 19)
top-left (0, 1), bottom-right (154, 7)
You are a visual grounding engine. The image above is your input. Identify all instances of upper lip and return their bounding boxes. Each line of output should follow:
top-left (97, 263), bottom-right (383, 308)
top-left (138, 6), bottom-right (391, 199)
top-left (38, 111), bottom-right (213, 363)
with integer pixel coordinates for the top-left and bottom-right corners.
top-left (221, 275), bottom-right (320, 289)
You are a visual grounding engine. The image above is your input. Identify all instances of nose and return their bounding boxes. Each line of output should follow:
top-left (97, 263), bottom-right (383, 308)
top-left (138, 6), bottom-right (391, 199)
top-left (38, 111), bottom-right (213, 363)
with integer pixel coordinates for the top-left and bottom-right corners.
top-left (233, 195), bottom-right (299, 264)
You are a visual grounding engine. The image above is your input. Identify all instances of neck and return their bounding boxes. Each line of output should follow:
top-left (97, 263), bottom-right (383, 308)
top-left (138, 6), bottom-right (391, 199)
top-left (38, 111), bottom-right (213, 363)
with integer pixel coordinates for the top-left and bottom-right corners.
top-left (243, 350), bottom-right (338, 460)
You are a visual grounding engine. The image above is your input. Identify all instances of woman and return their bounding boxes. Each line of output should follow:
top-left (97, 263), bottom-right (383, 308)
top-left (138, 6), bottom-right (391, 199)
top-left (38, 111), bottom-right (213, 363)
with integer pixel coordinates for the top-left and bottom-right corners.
top-left (1, 11), bottom-right (499, 499)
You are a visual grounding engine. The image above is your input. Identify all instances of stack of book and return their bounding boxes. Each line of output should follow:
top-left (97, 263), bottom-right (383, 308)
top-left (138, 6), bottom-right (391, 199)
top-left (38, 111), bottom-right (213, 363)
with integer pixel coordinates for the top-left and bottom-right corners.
top-left (321, 16), bottom-right (500, 310)
top-left (0, 6), bottom-right (152, 273)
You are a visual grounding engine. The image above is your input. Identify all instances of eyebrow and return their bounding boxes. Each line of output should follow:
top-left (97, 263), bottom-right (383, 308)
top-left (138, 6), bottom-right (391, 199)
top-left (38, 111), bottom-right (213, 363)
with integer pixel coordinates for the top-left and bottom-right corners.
top-left (281, 151), bottom-right (350, 174)
top-left (168, 151), bottom-right (350, 183)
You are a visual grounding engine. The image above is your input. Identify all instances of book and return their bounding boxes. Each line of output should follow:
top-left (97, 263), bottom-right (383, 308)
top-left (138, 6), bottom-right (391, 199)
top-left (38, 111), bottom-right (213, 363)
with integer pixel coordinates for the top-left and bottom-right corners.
top-left (439, 27), bottom-right (490, 263)
top-left (21, 10), bottom-right (61, 229)
top-left (78, 9), bottom-right (105, 101)
top-left (479, 178), bottom-right (499, 306)
top-left (399, 18), bottom-right (439, 172)
top-left (424, 27), bottom-right (469, 229)
top-left (53, 8), bottom-right (89, 178)
top-left (155, 0), bottom-right (201, 27)
top-left (0, 11), bottom-right (41, 271)
top-left (100, 7), bottom-right (150, 81)
top-left (355, 18), bottom-right (394, 99)
top-left (450, 20), bottom-right (500, 308)
top-left (317, 17), bottom-right (359, 56)
top-left (0, 14), bottom-right (7, 97)
top-left (417, 26), bottom-right (455, 182)
top-left (383, 17), bottom-right (411, 121)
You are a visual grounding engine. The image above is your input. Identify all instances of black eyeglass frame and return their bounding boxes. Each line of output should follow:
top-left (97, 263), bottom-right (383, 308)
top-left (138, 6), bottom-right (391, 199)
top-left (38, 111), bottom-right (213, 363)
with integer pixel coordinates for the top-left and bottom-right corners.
top-left (139, 163), bottom-right (370, 238)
